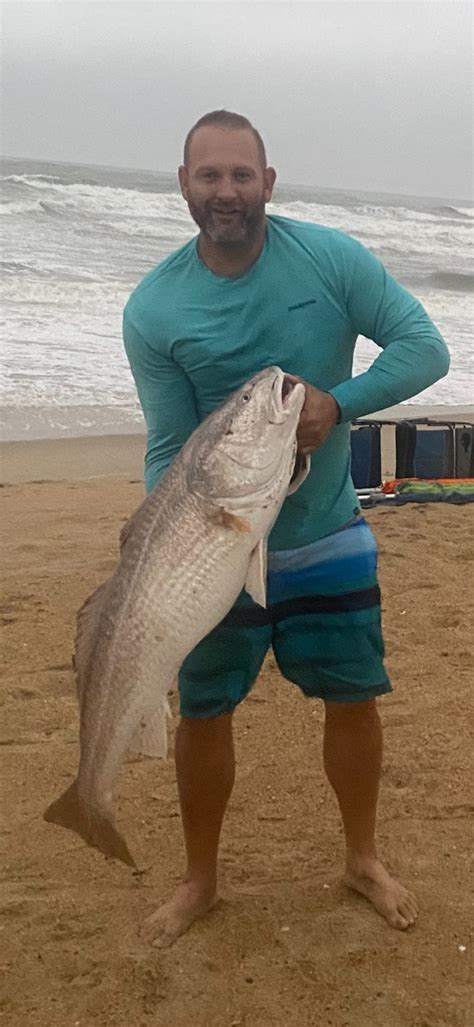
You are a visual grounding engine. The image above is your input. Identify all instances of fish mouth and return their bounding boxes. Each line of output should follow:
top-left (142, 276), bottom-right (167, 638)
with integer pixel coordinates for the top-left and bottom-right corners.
top-left (269, 370), bottom-right (305, 423)
top-left (282, 376), bottom-right (294, 402)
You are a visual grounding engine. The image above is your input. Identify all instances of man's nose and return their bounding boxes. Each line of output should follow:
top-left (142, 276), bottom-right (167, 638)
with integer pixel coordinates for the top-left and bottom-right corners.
top-left (215, 176), bottom-right (238, 200)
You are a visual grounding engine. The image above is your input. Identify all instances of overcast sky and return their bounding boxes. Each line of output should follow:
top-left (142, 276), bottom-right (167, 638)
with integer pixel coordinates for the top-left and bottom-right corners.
top-left (2, 1), bottom-right (472, 198)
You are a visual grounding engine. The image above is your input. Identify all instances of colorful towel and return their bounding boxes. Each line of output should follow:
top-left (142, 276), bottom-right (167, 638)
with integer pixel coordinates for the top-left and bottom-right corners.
top-left (381, 479), bottom-right (474, 504)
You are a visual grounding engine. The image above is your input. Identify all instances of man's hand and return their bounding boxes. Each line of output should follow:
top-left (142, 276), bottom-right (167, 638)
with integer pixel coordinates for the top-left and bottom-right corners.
top-left (286, 375), bottom-right (341, 455)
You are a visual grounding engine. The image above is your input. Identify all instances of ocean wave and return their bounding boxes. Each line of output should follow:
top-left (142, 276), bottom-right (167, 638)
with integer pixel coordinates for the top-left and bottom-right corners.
top-left (349, 203), bottom-right (473, 225)
top-left (3, 169), bottom-right (471, 222)
top-left (0, 200), bottom-right (45, 216)
top-left (0, 259), bottom-right (57, 281)
top-left (38, 199), bottom-right (65, 216)
top-left (1, 172), bottom-right (90, 189)
top-left (0, 171), bottom-right (178, 200)
top-left (2, 177), bottom-right (470, 250)
top-left (1, 260), bottom-right (34, 274)
top-left (1, 177), bottom-right (192, 225)
top-left (425, 271), bottom-right (474, 292)
top-left (432, 205), bottom-right (473, 221)
top-left (0, 174), bottom-right (67, 192)
top-left (1, 167), bottom-right (179, 195)
top-left (269, 198), bottom-right (472, 233)
top-left (0, 196), bottom-right (83, 218)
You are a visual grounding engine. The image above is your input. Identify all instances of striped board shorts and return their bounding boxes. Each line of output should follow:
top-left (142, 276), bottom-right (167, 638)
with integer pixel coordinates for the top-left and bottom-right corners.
top-left (178, 516), bottom-right (391, 718)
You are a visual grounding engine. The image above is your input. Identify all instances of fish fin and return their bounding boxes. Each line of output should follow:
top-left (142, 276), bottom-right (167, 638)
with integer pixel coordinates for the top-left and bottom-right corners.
top-left (287, 453), bottom-right (311, 495)
top-left (74, 581), bottom-right (111, 700)
top-left (129, 698), bottom-right (171, 759)
top-left (208, 507), bottom-right (251, 533)
top-left (44, 781), bottom-right (136, 868)
top-left (244, 540), bottom-right (267, 608)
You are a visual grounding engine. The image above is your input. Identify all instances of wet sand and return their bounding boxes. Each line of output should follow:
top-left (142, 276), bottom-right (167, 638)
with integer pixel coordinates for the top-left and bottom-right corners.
top-left (1, 470), bottom-right (472, 1027)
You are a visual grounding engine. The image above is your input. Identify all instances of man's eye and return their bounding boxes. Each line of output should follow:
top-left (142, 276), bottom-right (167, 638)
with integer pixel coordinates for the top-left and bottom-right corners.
top-left (235, 172), bottom-right (250, 181)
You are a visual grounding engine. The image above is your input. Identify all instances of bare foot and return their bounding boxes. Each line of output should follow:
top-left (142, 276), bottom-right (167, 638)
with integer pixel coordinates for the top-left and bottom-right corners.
top-left (344, 857), bottom-right (419, 930)
top-left (139, 880), bottom-right (218, 947)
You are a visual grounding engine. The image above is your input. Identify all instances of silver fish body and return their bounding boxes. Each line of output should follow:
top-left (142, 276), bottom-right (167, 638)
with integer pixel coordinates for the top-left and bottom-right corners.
top-left (44, 367), bottom-right (306, 865)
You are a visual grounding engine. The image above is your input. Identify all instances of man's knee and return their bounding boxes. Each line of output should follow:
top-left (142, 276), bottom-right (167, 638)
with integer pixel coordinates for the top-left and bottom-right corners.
top-left (178, 711), bottom-right (234, 738)
top-left (324, 697), bottom-right (379, 725)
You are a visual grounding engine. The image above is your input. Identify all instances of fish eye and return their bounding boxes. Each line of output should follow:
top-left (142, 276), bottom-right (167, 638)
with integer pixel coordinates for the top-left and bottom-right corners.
top-left (243, 392), bottom-right (251, 402)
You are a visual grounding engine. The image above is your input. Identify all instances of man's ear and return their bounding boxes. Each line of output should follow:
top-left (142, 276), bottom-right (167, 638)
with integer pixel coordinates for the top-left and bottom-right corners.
top-left (264, 166), bottom-right (277, 203)
top-left (178, 165), bottom-right (188, 200)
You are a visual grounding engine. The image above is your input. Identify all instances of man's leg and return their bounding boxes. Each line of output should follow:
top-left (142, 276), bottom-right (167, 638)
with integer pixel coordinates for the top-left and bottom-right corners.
top-left (140, 712), bottom-right (235, 947)
top-left (323, 698), bottom-right (418, 929)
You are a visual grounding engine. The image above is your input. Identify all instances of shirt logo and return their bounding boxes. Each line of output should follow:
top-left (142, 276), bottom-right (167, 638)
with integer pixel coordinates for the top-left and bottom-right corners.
top-left (288, 299), bottom-right (317, 312)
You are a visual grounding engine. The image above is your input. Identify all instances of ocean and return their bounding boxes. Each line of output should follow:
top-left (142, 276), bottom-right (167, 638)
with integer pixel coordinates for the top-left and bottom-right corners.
top-left (1, 156), bottom-right (472, 442)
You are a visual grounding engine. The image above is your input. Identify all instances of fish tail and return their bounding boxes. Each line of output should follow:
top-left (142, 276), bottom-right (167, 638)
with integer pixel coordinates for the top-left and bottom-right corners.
top-left (44, 781), bottom-right (136, 868)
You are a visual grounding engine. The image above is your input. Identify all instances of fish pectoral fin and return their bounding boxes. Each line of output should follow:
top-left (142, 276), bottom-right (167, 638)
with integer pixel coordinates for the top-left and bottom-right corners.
top-left (129, 698), bottom-right (171, 759)
top-left (244, 540), bottom-right (267, 608)
top-left (44, 782), bottom-right (136, 868)
top-left (208, 507), bottom-right (251, 533)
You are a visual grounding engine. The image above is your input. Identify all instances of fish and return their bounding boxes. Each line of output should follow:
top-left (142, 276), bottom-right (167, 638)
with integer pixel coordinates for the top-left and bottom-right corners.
top-left (44, 367), bottom-right (307, 867)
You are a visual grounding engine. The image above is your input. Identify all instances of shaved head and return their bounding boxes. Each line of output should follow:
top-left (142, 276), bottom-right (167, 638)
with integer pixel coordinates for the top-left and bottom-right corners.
top-left (184, 110), bottom-right (267, 169)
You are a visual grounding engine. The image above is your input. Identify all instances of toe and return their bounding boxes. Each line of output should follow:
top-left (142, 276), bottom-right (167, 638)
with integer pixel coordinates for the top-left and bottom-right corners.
top-left (151, 930), bottom-right (174, 949)
top-left (399, 901), bottom-right (416, 925)
top-left (391, 910), bottom-right (410, 930)
top-left (139, 913), bottom-right (165, 944)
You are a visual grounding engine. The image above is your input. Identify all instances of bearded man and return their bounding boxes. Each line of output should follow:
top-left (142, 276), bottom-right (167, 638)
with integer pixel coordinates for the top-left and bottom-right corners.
top-left (123, 110), bottom-right (449, 946)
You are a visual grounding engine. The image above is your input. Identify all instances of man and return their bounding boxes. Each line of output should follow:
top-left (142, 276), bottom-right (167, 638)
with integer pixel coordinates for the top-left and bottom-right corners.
top-left (123, 110), bottom-right (449, 947)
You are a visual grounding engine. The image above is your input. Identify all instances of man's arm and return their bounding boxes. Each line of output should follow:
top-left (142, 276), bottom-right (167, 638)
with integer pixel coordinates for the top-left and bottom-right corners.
top-left (123, 313), bottom-right (199, 492)
top-left (288, 238), bottom-right (450, 454)
top-left (327, 239), bottom-right (450, 423)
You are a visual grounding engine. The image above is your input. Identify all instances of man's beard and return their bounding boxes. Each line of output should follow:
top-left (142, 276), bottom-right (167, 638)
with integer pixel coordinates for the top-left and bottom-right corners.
top-left (186, 196), bottom-right (265, 247)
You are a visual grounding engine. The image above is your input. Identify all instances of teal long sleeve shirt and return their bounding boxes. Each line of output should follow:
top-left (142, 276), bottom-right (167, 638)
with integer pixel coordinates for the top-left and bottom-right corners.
top-left (123, 215), bottom-right (450, 549)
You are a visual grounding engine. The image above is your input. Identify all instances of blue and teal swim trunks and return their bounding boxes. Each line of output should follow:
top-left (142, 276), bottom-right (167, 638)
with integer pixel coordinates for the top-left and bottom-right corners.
top-left (178, 517), bottom-right (391, 717)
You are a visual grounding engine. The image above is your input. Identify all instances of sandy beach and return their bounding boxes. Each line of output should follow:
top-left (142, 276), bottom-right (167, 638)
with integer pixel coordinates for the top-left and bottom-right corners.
top-left (1, 442), bottom-right (472, 1027)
